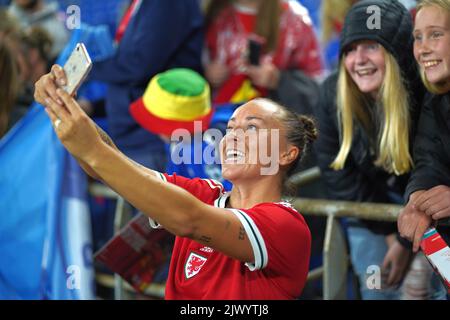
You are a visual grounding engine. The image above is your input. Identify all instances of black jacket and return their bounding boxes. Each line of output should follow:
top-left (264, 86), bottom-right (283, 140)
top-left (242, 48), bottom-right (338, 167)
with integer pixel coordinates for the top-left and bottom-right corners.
top-left (314, 72), bottom-right (422, 238)
top-left (269, 69), bottom-right (319, 117)
top-left (405, 93), bottom-right (450, 241)
top-left (406, 93), bottom-right (450, 196)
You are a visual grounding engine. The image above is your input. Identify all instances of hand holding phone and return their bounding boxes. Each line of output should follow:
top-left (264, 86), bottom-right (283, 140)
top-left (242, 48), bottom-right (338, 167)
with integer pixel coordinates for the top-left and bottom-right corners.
top-left (61, 43), bottom-right (92, 96)
top-left (248, 34), bottom-right (265, 66)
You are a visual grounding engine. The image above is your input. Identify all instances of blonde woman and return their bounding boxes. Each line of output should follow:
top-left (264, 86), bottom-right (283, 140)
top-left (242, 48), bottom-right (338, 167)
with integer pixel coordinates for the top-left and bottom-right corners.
top-left (314, 0), bottom-right (446, 299)
top-left (399, 0), bottom-right (450, 255)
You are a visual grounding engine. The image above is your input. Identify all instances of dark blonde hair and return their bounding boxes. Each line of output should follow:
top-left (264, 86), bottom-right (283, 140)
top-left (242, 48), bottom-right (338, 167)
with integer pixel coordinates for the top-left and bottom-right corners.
top-left (253, 98), bottom-right (318, 173)
top-left (0, 8), bottom-right (21, 40)
top-left (205, 0), bottom-right (282, 53)
top-left (277, 108), bottom-right (318, 175)
top-left (0, 41), bottom-right (19, 137)
top-left (417, 0), bottom-right (450, 11)
top-left (270, 99), bottom-right (318, 196)
top-left (21, 26), bottom-right (54, 65)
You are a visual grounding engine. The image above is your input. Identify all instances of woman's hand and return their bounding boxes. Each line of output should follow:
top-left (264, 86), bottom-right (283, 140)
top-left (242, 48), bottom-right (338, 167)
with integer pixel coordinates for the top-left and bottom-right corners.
top-left (382, 234), bottom-right (413, 287)
top-left (246, 62), bottom-right (280, 90)
top-left (204, 61), bottom-right (229, 88)
top-left (44, 88), bottom-right (103, 163)
top-left (398, 190), bottom-right (433, 252)
top-left (34, 64), bottom-right (68, 107)
top-left (413, 185), bottom-right (450, 221)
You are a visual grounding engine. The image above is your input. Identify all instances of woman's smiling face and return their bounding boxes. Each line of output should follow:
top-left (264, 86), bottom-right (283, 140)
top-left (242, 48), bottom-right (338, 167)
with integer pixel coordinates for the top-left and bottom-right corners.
top-left (220, 99), bottom-right (290, 181)
top-left (414, 5), bottom-right (450, 88)
top-left (343, 40), bottom-right (386, 98)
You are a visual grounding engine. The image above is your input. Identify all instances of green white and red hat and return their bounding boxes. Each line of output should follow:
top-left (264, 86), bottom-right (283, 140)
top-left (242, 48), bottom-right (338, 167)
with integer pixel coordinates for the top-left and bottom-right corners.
top-left (130, 68), bottom-right (213, 136)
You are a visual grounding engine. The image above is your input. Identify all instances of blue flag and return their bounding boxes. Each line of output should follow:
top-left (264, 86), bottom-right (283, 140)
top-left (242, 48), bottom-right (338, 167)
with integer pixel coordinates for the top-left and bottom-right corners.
top-left (0, 26), bottom-right (109, 300)
top-left (0, 102), bottom-right (95, 299)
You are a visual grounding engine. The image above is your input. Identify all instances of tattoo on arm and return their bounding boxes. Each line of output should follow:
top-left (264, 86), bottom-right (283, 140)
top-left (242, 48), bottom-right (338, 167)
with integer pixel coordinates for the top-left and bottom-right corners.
top-left (95, 125), bottom-right (116, 149)
top-left (199, 235), bottom-right (212, 244)
top-left (238, 227), bottom-right (246, 240)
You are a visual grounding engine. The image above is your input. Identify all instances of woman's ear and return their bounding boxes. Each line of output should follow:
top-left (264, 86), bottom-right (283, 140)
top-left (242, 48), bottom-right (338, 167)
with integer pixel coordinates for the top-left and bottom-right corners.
top-left (280, 145), bottom-right (300, 166)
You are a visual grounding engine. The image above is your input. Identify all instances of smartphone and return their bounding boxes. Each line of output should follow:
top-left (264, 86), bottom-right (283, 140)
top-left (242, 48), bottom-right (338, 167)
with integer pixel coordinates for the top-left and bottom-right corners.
top-left (248, 35), bottom-right (264, 66)
top-left (61, 43), bottom-right (92, 96)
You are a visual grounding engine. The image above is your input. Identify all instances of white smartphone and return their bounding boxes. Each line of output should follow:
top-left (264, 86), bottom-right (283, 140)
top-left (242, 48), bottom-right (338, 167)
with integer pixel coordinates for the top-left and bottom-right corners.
top-left (61, 43), bottom-right (92, 96)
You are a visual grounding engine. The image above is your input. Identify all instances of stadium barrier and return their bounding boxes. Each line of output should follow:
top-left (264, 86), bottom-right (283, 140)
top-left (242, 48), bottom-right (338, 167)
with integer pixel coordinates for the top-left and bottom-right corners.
top-left (89, 167), bottom-right (449, 300)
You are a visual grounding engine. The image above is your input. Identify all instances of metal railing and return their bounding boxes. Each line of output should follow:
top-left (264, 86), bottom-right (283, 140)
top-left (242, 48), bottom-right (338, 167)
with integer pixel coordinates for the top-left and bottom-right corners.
top-left (290, 166), bottom-right (400, 299)
top-left (89, 166), bottom-right (447, 300)
top-left (293, 197), bottom-right (403, 299)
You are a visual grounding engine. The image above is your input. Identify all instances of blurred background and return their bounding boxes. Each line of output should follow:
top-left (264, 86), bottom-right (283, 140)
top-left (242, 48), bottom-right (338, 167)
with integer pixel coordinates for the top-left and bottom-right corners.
top-left (0, 0), bottom-right (422, 300)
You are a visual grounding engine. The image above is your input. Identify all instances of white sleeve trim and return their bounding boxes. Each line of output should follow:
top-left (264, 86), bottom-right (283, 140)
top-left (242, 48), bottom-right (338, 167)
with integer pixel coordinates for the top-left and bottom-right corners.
top-left (202, 178), bottom-right (224, 194)
top-left (147, 172), bottom-right (167, 229)
top-left (155, 171), bottom-right (167, 182)
top-left (229, 209), bottom-right (268, 271)
top-left (148, 218), bottom-right (162, 229)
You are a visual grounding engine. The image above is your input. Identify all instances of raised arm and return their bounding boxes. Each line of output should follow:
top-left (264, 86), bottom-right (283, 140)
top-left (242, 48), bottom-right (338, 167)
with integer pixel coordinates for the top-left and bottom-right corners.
top-left (35, 77), bottom-right (253, 264)
top-left (33, 65), bottom-right (109, 180)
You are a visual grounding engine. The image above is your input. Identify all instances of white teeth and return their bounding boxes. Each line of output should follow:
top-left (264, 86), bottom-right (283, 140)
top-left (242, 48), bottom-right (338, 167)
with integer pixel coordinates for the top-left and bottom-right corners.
top-left (225, 150), bottom-right (244, 159)
top-left (356, 69), bottom-right (375, 76)
top-left (423, 60), bottom-right (440, 68)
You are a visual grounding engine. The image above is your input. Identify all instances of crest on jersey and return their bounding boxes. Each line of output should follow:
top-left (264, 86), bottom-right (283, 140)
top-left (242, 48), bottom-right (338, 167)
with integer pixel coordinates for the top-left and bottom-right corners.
top-left (185, 252), bottom-right (207, 279)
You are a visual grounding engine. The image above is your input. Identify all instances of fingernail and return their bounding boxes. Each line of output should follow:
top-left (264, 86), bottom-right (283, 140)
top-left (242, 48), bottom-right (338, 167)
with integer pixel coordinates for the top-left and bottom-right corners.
top-left (45, 98), bottom-right (51, 105)
top-left (58, 79), bottom-right (66, 86)
top-left (57, 99), bottom-right (63, 105)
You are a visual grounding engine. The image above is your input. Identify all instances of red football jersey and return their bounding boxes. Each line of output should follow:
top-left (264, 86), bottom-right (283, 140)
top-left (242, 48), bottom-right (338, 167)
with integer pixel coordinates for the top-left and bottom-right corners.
top-left (150, 172), bottom-right (311, 300)
top-left (205, 1), bottom-right (323, 78)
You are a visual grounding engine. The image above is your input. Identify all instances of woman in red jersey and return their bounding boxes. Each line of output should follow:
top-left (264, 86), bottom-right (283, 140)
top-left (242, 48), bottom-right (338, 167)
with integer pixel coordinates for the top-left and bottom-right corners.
top-left (34, 67), bottom-right (315, 299)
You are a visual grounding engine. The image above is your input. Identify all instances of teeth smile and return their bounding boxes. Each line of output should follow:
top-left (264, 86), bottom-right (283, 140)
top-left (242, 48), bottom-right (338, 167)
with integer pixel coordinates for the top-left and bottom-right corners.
top-left (225, 150), bottom-right (245, 159)
top-left (423, 60), bottom-right (440, 68)
top-left (357, 69), bottom-right (376, 76)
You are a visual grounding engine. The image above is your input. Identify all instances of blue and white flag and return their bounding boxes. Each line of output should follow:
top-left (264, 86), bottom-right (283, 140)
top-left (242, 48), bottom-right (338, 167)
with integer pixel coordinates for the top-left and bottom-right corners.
top-left (0, 104), bottom-right (95, 299)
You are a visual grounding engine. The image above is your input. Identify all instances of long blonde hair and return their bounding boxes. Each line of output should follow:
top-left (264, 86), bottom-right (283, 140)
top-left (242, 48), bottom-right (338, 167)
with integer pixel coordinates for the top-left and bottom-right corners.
top-left (331, 48), bottom-right (412, 175)
top-left (417, 0), bottom-right (450, 14)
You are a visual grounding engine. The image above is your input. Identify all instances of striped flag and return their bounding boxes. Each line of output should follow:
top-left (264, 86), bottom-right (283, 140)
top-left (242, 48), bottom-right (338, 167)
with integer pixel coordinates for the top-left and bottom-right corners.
top-left (0, 104), bottom-right (94, 299)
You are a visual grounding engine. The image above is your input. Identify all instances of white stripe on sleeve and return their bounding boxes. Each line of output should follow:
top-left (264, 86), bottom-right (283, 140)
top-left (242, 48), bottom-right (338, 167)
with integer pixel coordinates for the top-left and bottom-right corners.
top-left (203, 179), bottom-right (224, 194)
top-left (148, 218), bottom-right (162, 229)
top-left (147, 172), bottom-right (167, 229)
top-left (229, 209), bottom-right (268, 271)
